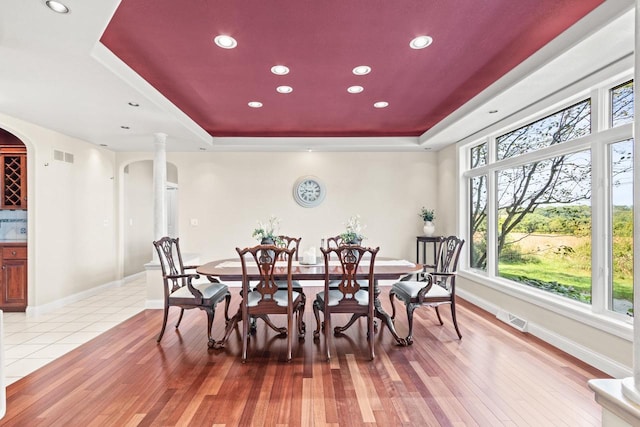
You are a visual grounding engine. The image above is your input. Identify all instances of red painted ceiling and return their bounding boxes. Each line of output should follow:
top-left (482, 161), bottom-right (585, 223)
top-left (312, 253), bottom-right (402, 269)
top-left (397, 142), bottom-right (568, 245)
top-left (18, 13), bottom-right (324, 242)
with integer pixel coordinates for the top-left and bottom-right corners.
top-left (101, 0), bottom-right (604, 138)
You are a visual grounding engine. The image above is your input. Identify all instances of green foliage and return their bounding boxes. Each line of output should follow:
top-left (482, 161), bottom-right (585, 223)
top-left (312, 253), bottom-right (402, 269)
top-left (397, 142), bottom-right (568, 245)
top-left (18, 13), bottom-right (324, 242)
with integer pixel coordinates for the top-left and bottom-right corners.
top-left (419, 207), bottom-right (435, 222)
top-left (500, 272), bottom-right (592, 303)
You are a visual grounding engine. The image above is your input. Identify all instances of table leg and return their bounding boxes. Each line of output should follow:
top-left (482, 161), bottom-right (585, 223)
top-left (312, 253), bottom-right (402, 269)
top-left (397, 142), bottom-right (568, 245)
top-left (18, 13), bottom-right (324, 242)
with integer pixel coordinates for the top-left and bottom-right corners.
top-left (211, 306), bottom-right (242, 349)
top-left (333, 283), bottom-right (409, 346)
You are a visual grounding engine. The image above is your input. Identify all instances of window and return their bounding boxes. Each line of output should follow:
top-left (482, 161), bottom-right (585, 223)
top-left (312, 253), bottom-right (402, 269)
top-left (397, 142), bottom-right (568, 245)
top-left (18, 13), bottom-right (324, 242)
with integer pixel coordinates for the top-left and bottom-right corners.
top-left (497, 99), bottom-right (591, 160)
top-left (496, 151), bottom-right (592, 304)
top-left (610, 139), bottom-right (633, 316)
top-left (611, 80), bottom-right (633, 127)
top-left (470, 175), bottom-right (487, 270)
top-left (462, 76), bottom-right (634, 321)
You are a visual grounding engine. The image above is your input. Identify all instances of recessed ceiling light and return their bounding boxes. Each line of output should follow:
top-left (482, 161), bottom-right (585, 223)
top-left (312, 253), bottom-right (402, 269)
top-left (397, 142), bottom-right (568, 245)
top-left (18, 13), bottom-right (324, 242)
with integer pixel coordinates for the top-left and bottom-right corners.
top-left (373, 101), bottom-right (389, 108)
top-left (276, 86), bottom-right (293, 94)
top-left (214, 35), bottom-right (237, 49)
top-left (307, 148), bottom-right (312, 152)
top-left (410, 35), bottom-right (433, 49)
top-left (271, 65), bottom-right (290, 75)
top-left (248, 101), bottom-right (263, 108)
top-left (128, 102), bottom-right (140, 107)
top-left (45, 1), bottom-right (69, 13)
top-left (347, 86), bottom-right (364, 94)
top-left (352, 65), bottom-right (371, 76)
top-left (120, 125), bottom-right (130, 129)
top-left (489, 109), bottom-right (499, 114)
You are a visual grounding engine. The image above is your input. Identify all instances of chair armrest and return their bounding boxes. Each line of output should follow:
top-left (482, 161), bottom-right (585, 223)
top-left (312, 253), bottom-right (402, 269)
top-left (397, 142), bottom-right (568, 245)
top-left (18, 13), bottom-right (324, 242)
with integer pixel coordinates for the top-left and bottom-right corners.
top-left (183, 265), bottom-right (198, 270)
top-left (417, 275), bottom-right (434, 300)
top-left (430, 272), bottom-right (456, 278)
top-left (166, 273), bottom-right (204, 302)
top-left (400, 265), bottom-right (431, 282)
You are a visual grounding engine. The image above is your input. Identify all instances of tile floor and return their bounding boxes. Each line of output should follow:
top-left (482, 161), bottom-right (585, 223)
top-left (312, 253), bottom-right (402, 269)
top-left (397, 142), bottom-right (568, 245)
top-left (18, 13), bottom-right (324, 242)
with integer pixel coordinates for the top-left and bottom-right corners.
top-left (2, 277), bottom-right (146, 385)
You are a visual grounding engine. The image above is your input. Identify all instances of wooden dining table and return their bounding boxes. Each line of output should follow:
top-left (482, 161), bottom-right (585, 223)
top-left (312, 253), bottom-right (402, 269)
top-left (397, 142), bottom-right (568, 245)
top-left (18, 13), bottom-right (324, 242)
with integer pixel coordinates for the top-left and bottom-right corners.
top-left (197, 257), bottom-right (422, 347)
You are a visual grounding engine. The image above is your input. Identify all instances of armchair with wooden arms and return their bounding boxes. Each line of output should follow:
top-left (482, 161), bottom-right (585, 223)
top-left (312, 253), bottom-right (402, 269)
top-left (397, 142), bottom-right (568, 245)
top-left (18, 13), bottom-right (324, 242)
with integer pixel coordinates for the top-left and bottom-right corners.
top-left (389, 236), bottom-right (465, 344)
top-left (153, 236), bottom-right (231, 348)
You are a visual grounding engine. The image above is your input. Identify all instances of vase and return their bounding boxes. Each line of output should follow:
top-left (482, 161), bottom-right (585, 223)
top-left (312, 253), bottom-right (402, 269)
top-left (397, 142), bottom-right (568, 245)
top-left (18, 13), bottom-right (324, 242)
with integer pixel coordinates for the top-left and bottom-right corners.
top-left (423, 221), bottom-right (435, 237)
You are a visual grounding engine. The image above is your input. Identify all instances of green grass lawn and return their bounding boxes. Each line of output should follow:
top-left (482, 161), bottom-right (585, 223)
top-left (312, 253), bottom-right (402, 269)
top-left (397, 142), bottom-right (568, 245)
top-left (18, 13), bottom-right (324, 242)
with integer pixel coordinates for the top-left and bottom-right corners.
top-left (499, 259), bottom-right (633, 302)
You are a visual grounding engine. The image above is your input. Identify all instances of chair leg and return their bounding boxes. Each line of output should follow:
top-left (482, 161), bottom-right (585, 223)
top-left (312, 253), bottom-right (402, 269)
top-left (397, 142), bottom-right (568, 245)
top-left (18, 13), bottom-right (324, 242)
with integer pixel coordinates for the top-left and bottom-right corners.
top-left (313, 299), bottom-right (322, 340)
top-left (368, 314), bottom-right (375, 360)
top-left (434, 306), bottom-right (444, 325)
top-left (204, 306), bottom-right (215, 348)
top-left (406, 303), bottom-right (417, 346)
top-left (175, 308), bottom-right (185, 328)
top-left (224, 292), bottom-right (231, 323)
top-left (450, 301), bottom-right (462, 339)
top-left (324, 313), bottom-right (332, 361)
top-left (242, 311), bottom-right (249, 363)
top-left (287, 310), bottom-right (293, 362)
top-left (157, 305), bottom-right (169, 342)
top-left (389, 290), bottom-right (397, 320)
top-left (298, 293), bottom-right (306, 340)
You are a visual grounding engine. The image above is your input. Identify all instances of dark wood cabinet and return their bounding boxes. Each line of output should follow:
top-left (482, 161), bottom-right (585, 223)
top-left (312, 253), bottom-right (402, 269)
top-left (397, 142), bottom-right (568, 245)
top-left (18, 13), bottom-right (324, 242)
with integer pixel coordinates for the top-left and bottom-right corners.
top-left (0, 146), bottom-right (27, 210)
top-left (0, 244), bottom-right (27, 311)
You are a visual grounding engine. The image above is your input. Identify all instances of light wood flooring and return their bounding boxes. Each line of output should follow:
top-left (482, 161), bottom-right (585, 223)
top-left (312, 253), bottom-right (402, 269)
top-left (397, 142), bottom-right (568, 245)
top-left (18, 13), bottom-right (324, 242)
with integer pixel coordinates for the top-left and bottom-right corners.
top-left (2, 286), bottom-right (608, 426)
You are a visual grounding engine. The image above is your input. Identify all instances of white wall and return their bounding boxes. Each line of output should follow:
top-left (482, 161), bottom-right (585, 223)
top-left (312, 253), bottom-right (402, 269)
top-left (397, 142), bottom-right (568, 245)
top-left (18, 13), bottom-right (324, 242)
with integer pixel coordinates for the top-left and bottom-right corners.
top-left (123, 161), bottom-right (153, 276)
top-left (0, 113), bottom-right (118, 309)
top-left (117, 151), bottom-right (437, 262)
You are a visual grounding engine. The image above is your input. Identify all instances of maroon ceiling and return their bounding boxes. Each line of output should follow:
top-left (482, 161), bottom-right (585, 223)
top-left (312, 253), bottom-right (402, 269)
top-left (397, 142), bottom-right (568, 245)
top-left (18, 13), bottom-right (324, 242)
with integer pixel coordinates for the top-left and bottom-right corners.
top-left (101, 0), bottom-right (604, 138)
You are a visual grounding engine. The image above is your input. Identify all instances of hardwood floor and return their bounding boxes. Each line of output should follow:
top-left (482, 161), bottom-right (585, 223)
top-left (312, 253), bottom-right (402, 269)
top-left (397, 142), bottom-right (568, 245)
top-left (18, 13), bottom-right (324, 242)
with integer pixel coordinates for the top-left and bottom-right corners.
top-left (2, 288), bottom-right (607, 426)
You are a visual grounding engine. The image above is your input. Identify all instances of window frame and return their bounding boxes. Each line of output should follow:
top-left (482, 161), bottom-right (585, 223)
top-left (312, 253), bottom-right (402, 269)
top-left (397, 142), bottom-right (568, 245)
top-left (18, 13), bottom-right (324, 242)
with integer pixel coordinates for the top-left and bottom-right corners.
top-left (458, 68), bottom-right (634, 340)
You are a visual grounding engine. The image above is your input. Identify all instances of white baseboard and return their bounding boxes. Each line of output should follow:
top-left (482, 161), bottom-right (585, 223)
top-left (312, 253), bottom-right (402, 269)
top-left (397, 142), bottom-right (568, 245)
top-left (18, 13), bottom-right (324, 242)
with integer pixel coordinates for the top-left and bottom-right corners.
top-left (457, 288), bottom-right (632, 379)
top-left (26, 273), bottom-right (143, 317)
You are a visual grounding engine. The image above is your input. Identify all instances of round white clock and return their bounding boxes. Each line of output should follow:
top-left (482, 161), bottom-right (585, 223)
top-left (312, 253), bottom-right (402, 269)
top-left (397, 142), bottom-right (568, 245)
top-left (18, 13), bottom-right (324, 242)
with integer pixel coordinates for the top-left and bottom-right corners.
top-left (293, 175), bottom-right (326, 208)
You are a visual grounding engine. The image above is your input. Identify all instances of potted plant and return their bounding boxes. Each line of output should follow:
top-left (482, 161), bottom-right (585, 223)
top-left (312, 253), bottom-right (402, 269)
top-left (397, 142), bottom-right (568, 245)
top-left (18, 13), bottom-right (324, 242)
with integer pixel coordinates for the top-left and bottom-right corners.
top-left (251, 215), bottom-right (282, 245)
top-left (419, 207), bottom-right (436, 236)
top-left (340, 214), bottom-right (366, 244)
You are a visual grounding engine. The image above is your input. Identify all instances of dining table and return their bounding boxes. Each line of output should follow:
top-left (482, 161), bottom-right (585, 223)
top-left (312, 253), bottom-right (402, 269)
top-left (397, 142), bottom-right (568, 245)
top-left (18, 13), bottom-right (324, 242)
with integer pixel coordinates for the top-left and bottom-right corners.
top-left (197, 256), bottom-right (422, 347)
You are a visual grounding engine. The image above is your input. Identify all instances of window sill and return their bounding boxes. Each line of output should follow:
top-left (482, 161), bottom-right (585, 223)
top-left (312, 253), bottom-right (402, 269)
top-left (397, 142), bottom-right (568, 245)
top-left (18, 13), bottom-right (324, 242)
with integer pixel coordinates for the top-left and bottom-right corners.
top-left (458, 269), bottom-right (633, 342)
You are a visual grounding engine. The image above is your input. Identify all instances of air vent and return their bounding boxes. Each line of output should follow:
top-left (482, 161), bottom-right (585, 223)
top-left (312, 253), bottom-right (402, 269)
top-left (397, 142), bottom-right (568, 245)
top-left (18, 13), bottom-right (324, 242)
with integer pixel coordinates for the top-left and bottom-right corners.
top-left (496, 310), bottom-right (528, 332)
top-left (53, 149), bottom-right (74, 164)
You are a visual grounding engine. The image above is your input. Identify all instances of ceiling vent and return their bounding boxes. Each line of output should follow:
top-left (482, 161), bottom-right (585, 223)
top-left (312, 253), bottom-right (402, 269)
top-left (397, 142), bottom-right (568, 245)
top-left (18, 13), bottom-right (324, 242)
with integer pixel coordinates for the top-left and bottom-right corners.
top-left (496, 310), bottom-right (528, 332)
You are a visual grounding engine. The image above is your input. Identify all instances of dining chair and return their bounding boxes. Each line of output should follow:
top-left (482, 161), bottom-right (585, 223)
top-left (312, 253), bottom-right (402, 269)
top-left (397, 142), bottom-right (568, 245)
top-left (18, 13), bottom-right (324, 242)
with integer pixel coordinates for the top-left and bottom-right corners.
top-left (153, 236), bottom-right (231, 348)
top-left (273, 236), bottom-right (306, 338)
top-left (237, 243), bottom-right (304, 362)
top-left (389, 235), bottom-right (465, 344)
top-left (313, 244), bottom-right (380, 361)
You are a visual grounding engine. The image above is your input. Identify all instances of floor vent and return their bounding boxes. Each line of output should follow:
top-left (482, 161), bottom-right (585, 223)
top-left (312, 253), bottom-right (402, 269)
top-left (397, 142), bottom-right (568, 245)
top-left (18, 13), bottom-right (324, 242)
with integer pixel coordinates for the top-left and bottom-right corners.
top-left (496, 310), bottom-right (528, 332)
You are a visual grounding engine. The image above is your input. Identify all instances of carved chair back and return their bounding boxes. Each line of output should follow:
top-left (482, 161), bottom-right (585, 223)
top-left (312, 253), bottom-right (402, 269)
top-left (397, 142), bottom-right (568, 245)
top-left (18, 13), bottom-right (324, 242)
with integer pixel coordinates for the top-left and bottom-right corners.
top-left (321, 245), bottom-right (379, 307)
top-left (154, 236), bottom-right (189, 296)
top-left (237, 244), bottom-right (295, 309)
top-left (277, 235), bottom-right (301, 261)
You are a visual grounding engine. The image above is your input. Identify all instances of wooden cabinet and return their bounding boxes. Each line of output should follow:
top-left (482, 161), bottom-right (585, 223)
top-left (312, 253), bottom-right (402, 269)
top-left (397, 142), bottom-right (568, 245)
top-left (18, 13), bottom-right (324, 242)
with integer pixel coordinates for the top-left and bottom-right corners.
top-left (0, 146), bottom-right (27, 210)
top-left (0, 244), bottom-right (27, 311)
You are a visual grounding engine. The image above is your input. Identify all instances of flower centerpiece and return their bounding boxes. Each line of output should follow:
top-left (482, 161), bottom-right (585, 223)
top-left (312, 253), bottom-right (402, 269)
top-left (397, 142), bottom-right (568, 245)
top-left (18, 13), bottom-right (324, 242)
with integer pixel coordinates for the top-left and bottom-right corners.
top-left (340, 214), bottom-right (366, 244)
top-left (251, 215), bottom-right (282, 245)
top-left (419, 207), bottom-right (436, 236)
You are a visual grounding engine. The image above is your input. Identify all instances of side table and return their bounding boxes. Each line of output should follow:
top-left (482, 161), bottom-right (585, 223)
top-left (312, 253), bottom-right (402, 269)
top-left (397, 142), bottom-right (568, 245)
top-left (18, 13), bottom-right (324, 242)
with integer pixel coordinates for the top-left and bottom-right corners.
top-left (416, 236), bottom-right (443, 271)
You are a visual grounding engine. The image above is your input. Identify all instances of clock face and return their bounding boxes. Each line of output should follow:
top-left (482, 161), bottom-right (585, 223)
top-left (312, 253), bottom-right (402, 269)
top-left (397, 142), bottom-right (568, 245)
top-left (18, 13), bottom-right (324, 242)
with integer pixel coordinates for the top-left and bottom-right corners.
top-left (293, 176), bottom-right (325, 207)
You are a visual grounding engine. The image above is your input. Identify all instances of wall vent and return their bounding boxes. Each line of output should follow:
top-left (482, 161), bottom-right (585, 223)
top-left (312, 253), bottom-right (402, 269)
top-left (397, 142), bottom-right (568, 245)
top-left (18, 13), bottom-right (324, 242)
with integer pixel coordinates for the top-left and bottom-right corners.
top-left (496, 310), bottom-right (528, 332)
top-left (53, 149), bottom-right (74, 164)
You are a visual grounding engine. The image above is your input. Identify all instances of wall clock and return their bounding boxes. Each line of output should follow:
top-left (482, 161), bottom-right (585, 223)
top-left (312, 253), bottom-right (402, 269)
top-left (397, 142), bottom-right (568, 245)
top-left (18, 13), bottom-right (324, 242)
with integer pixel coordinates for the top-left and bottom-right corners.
top-left (293, 175), bottom-right (326, 208)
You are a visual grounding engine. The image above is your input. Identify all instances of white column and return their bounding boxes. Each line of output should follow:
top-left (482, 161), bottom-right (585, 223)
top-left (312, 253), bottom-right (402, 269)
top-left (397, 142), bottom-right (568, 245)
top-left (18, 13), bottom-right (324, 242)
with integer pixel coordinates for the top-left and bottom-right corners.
top-left (153, 132), bottom-right (168, 241)
top-left (621, 0), bottom-right (640, 406)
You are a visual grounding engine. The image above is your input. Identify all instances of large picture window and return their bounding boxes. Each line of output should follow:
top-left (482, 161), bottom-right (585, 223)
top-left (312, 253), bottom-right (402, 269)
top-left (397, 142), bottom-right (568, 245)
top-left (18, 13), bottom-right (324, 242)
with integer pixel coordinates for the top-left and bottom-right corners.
top-left (463, 76), bottom-right (633, 321)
